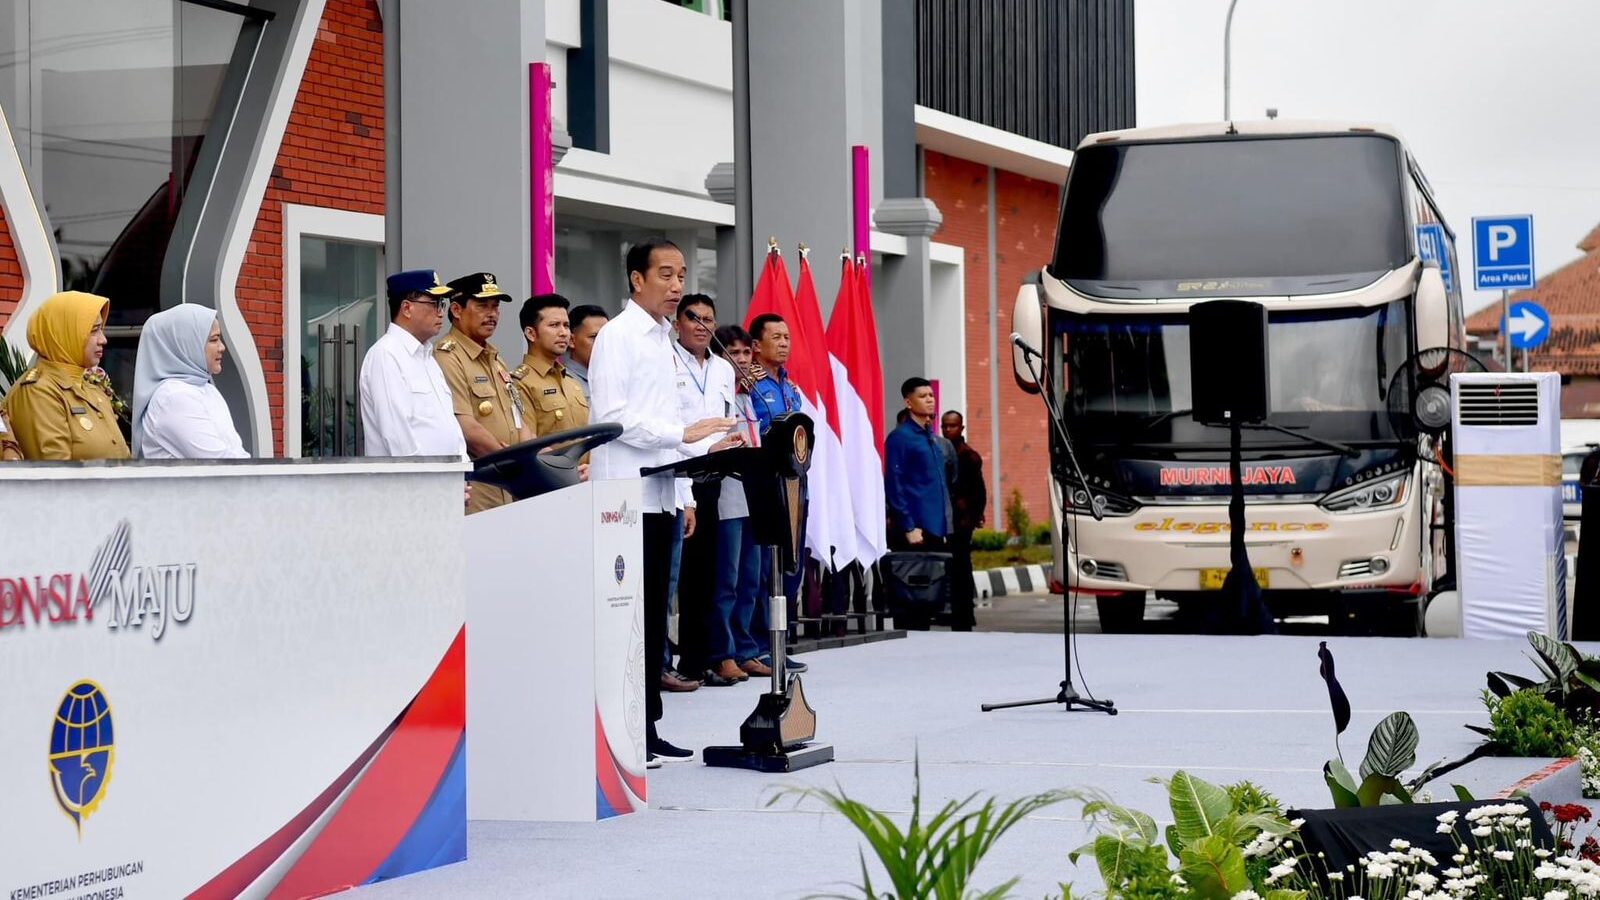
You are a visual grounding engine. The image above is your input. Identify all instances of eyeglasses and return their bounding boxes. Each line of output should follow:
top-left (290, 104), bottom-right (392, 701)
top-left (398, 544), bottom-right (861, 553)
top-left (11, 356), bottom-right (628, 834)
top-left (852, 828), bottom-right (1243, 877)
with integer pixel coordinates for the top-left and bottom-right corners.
top-left (407, 296), bottom-right (450, 311)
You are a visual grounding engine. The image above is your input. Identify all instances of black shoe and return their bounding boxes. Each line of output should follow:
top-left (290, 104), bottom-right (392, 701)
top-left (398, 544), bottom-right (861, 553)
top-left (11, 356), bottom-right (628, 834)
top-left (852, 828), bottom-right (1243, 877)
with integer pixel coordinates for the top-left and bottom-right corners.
top-left (699, 667), bottom-right (739, 687)
top-left (647, 738), bottom-right (695, 763)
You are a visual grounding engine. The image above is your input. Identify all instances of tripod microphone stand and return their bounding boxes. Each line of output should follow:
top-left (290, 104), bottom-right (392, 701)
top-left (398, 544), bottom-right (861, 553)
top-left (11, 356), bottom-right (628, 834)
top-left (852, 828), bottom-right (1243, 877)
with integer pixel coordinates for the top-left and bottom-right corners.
top-left (981, 334), bottom-right (1115, 716)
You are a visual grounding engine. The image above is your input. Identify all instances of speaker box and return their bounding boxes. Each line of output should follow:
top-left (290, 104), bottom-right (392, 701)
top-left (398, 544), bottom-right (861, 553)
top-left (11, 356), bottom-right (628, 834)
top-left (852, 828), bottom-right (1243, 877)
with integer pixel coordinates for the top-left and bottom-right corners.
top-left (1189, 299), bottom-right (1269, 425)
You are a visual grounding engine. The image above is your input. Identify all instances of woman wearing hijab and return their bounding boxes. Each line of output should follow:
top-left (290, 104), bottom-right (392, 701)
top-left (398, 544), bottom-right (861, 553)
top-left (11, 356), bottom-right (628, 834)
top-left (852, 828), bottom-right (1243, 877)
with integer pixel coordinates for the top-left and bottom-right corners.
top-left (0, 290), bottom-right (129, 460)
top-left (133, 304), bottom-right (248, 459)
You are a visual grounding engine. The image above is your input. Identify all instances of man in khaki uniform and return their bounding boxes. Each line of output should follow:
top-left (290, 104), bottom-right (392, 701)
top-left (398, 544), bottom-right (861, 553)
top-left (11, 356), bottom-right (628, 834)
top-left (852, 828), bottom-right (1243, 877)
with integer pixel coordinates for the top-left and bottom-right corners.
top-left (510, 294), bottom-right (589, 439)
top-left (435, 272), bottom-right (532, 513)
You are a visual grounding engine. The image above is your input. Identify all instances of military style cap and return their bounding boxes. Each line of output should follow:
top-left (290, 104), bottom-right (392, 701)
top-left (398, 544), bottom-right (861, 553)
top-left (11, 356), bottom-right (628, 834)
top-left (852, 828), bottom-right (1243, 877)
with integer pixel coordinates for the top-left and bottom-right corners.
top-left (387, 269), bottom-right (454, 300)
top-left (447, 272), bottom-right (509, 301)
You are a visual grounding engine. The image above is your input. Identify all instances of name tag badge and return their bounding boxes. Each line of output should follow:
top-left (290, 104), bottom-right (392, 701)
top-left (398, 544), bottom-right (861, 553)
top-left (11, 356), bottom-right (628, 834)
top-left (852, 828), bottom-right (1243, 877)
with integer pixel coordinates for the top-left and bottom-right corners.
top-left (70, 406), bottom-right (87, 415)
top-left (474, 375), bottom-right (490, 383)
top-left (543, 387), bottom-right (558, 396)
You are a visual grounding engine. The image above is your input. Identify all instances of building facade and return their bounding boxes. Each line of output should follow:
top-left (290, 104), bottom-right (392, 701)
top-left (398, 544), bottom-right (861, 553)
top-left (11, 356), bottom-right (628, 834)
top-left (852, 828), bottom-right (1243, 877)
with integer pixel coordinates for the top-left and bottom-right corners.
top-left (0, 0), bottom-right (1135, 524)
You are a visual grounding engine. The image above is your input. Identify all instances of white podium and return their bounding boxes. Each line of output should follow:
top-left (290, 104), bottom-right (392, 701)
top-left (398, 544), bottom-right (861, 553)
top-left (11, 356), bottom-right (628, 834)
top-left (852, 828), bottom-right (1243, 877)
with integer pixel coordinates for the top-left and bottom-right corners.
top-left (465, 478), bottom-right (647, 821)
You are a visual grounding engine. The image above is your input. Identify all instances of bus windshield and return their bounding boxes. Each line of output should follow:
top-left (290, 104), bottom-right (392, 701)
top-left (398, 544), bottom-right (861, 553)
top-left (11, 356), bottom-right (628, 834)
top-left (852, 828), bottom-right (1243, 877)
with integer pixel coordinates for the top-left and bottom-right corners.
top-left (1051, 135), bottom-right (1409, 295)
top-left (1058, 300), bottom-right (1414, 446)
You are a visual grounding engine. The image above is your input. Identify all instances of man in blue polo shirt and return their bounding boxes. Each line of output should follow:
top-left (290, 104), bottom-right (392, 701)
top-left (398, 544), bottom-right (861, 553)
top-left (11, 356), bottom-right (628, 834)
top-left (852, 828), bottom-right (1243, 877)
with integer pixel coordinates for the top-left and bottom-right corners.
top-left (885, 376), bottom-right (952, 552)
top-left (744, 311), bottom-right (808, 675)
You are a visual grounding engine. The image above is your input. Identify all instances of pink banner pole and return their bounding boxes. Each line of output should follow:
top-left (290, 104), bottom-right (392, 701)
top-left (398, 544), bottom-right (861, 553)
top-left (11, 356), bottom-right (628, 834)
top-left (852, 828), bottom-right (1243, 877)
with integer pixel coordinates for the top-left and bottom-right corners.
top-left (851, 145), bottom-right (871, 285)
top-left (530, 63), bottom-right (555, 295)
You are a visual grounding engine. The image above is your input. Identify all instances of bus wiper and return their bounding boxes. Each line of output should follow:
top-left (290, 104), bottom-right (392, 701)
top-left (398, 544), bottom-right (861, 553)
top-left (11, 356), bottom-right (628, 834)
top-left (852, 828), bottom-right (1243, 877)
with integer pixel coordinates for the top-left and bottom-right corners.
top-left (1240, 420), bottom-right (1359, 457)
top-left (1139, 408), bottom-right (1192, 431)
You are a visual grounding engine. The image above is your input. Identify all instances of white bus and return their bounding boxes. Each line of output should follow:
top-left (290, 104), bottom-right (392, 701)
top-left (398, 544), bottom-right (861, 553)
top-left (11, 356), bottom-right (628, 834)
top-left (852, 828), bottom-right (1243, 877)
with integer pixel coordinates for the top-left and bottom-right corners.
top-left (1012, 121), bottom-right (1466, 633)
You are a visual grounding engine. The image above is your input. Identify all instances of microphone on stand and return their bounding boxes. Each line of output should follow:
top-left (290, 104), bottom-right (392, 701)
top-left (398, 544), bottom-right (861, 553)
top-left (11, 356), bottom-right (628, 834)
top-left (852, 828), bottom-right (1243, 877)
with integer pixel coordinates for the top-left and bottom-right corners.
top-left (1011, 332), bottom-right (1043, 359)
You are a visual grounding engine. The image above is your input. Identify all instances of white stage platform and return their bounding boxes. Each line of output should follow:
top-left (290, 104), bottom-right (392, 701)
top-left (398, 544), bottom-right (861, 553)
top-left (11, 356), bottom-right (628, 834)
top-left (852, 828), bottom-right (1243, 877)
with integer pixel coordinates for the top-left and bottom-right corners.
top-left (354, 631), bottom-right (1582, 899)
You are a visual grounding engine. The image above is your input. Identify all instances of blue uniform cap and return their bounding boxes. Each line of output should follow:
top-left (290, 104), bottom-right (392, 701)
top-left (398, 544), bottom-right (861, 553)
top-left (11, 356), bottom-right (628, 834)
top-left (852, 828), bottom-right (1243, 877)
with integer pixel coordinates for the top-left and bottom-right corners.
top-left (387, 269), bottom-right (454, 301)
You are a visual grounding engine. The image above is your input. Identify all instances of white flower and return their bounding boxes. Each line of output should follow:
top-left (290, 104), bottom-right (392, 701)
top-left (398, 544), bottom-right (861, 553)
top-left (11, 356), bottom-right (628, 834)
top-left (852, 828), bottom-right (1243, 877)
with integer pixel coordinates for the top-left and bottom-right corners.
top-left (1494, 849), bottom-right (1515, 861)
top-left (1472, 825), bottom-right (1493, 837)
top-left (1231, 891), bottom-right (1261, 900)
top-left (1437, 810), bottom-right (1460, 824)
top-left (1392, 838), bottom-right (1413, 850)
top-left (1544, 891), bottom-right (1570, 900)
top-left (1412, 872), bottom-right (1439, 890)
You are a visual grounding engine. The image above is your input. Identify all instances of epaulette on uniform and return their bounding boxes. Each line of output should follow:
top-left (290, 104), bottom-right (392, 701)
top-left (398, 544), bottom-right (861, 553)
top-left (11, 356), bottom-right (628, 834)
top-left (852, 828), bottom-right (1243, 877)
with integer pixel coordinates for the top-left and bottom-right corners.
top-left (438, 339), bottom-right (457, 352)
top-left (510, 364), bottom-right (530, 381)
top-left (18, 368), bottom-right (40, 386)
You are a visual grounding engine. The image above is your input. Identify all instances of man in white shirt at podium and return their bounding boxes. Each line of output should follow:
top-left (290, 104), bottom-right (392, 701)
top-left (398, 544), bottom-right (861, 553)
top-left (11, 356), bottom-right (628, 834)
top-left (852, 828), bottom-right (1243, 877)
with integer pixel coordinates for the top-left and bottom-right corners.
top-left (359, 269), bottom-right (467, 460)
top-left (589, 238), bottom-right (734, 764)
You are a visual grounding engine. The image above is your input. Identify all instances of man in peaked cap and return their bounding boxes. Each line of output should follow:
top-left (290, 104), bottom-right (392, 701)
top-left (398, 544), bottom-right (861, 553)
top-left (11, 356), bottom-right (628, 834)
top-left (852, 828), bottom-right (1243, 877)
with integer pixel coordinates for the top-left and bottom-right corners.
top-left (359, 268), bottom-right (465, 463)
top-left (435, 272), bottom-right (532, 513)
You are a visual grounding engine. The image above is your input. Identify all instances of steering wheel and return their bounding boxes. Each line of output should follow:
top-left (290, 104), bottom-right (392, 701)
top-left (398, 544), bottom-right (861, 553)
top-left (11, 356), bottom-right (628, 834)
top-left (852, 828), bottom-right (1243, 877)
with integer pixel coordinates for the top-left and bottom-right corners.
top-left (469, 422), bottom-right (624, 500)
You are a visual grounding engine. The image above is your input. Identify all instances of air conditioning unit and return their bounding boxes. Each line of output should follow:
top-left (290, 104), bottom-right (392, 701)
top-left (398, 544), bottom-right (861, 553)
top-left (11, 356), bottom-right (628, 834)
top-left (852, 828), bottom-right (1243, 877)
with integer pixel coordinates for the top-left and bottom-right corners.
top-left (1451, 372), bottom-right (1566, 639)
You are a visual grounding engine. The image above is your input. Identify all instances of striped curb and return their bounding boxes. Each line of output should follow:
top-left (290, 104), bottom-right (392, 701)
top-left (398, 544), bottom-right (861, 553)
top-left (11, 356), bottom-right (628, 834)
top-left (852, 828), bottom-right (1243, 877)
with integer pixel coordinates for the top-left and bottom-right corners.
top-left (975, 563), bottom-right (1052, 600)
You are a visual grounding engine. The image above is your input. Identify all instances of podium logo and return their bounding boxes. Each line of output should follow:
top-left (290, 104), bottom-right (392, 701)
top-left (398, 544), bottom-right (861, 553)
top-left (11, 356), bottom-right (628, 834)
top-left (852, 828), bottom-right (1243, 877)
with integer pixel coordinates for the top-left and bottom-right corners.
top-left (49, 680), bottom-right (115, 836)
top-left (614, 555), bottom-right (626, 584)
top-left (0, 520), bottom-right (197, 641)
top-left (600, 501), bottom-right (638, 526)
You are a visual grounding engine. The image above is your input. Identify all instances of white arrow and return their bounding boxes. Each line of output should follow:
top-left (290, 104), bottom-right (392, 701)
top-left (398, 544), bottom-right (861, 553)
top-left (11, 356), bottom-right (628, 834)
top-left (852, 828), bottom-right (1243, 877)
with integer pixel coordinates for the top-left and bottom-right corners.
top-left (1510, 309), bottom-right (1546, 342)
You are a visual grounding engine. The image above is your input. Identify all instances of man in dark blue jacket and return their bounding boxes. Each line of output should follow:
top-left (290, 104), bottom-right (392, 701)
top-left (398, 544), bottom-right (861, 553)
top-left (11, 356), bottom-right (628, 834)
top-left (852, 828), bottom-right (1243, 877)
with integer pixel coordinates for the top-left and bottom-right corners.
top-left (885, 377), bottom-right (952, 550)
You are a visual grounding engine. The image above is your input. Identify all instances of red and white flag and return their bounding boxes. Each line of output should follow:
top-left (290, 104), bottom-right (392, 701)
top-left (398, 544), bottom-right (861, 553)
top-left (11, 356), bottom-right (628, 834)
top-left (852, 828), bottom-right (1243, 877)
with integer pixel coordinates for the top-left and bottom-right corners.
top-left (744, 247), bottom-right (849, 568)
top-left (792, 250), bottom-right (856, 569)
top-left (826, 255), bottom-right (887, 563)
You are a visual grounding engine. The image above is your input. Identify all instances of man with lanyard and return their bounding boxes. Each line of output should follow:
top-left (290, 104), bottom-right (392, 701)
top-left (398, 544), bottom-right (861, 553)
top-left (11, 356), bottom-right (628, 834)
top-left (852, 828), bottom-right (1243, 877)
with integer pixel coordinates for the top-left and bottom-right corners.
top-left (589, 238), bottom-right (733, 764)
top-left (745, 312), bottom-right (809, 675)
top-left (670, 294), bottom-right (744, 686)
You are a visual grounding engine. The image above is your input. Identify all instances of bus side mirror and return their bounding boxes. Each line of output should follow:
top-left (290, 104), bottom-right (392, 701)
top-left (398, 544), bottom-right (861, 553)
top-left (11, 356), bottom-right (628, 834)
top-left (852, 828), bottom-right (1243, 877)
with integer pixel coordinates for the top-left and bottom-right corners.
top-left (1013, 276), bottom-right (1044, 395)
top-left (1414, 265), bottom-right (1448, 354)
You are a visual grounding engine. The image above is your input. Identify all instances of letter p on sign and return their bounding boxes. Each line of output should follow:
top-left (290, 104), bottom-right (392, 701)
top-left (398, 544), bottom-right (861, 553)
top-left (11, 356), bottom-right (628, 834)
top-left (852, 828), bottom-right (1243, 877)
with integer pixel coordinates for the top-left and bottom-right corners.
top-left (1487, 225), bottom-right (1517, 261)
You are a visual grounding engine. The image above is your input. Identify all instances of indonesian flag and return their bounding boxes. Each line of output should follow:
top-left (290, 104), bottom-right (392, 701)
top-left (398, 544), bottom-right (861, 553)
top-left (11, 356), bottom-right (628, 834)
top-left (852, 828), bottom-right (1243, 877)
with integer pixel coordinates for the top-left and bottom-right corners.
top-left (826, 255), bottom-right (887, 563)
top-left (744, 248), bottom-right (850, 568)
top-left (792, 251), bottom-right (857, 569)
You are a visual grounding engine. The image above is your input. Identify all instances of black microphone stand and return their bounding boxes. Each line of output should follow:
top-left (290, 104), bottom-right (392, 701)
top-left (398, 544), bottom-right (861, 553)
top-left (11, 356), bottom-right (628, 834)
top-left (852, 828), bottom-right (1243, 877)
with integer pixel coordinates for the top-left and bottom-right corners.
top-left (981, 336), bottom-right (1116, 716)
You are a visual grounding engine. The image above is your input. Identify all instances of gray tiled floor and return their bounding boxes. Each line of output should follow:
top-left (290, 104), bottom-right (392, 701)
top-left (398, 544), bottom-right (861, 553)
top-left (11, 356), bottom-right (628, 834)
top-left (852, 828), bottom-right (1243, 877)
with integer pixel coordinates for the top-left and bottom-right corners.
top-left (353, 631), bottom-right (1577, 899)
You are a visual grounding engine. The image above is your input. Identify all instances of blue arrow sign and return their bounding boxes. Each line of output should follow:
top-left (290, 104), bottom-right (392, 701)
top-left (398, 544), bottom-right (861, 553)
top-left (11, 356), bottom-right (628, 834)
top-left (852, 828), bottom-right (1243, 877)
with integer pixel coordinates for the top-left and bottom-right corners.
top-left (1415, 223), bottom-right (1454, 294)
top-left (1503, 300), bottom-right (1550, 351)
top-left (1474, 215), bottom-right (1535, 290)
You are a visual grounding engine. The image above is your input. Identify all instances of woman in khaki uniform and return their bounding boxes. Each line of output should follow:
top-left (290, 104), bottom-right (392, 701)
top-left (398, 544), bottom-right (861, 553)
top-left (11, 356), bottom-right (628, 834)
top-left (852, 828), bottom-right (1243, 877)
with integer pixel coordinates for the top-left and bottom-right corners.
top-left (1, 291), bottom-right (130, 461)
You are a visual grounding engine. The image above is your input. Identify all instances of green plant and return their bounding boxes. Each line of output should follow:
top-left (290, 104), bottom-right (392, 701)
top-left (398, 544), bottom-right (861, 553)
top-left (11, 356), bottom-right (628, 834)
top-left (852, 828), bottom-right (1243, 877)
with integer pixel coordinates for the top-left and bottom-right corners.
top-left (1003, 488), bottom-right (1030, 539)
top-left (1028, 524), bottom-right (1051, 546)
top-left (1486, 631), bottom-right (1600, 721)
top-left (1223, 780), bottom-right (1283, 817)
top-left (1481, 688), bottom-right (1575, 758)
top-left (971, 529), bottom-right (1007, 552)
top-left (1071, 771), bottom-right (1296, 900)
top-left (1323, 710), bottom-right (1433, 807)
top-left (771, 758), bottom-right (1073, 899)
top-left (0, 339), bottom-right (31, 398)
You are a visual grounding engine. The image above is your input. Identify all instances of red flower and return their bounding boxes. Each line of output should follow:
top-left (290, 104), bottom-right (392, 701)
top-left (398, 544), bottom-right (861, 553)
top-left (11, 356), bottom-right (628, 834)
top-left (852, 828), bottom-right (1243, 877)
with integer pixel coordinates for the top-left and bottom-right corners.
top-left (1582, 836), bottom-right (1600, 864)
top-left (1551, 803), bottom-right (1593, 824)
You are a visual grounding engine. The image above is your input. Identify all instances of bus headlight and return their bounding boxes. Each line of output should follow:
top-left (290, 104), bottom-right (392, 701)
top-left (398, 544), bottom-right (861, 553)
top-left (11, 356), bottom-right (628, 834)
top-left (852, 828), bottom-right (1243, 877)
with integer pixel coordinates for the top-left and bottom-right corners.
top-left (1063, 483), bottom-right (1139, 517)
top-left (1320, 473), bottom-right (1410, 513)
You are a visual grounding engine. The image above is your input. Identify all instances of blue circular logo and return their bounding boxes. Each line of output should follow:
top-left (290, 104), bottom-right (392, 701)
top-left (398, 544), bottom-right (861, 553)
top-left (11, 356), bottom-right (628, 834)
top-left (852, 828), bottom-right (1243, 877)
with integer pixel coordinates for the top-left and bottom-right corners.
top-left (49, 680), bottom-right (115, 835)
top-left (614, 554), bottom-right (626, 584)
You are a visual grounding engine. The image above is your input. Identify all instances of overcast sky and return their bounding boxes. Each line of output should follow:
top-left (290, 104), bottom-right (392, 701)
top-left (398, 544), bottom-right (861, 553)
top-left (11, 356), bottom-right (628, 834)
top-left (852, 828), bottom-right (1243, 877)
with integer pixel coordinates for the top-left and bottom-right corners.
top-left (1135, 0), bottom-right (1600, 314)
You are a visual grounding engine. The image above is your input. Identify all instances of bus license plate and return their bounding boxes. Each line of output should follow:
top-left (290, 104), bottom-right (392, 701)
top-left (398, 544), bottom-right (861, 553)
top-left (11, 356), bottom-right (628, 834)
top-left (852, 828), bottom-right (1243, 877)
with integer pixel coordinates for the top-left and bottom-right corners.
top-left (1199, 568), bottom-right (1269, 590)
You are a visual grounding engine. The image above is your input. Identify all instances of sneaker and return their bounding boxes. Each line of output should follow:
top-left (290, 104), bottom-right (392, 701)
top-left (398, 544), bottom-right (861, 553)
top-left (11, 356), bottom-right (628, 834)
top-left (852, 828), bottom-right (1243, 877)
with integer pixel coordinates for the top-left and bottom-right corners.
top-left (758, 653), bottom-right (808, 674)
top-left (647, 757), bottom-right (663, 770)
top-left (647, 738), bottom-right (695, 763)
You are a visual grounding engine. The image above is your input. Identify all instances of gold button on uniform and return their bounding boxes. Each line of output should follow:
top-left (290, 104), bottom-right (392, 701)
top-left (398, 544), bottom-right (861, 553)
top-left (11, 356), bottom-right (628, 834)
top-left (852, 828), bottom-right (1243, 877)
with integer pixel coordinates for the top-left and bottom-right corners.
top-left (435, 326), bottom-right (526, 514)
top-left (78, 415), bottom-right (94, 432)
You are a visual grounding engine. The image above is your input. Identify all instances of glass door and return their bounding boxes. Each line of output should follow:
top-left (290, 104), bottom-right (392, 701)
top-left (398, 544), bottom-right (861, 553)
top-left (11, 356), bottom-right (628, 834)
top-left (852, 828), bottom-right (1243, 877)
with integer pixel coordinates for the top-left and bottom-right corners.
top-left (299, 237), bottom-right (381, 457)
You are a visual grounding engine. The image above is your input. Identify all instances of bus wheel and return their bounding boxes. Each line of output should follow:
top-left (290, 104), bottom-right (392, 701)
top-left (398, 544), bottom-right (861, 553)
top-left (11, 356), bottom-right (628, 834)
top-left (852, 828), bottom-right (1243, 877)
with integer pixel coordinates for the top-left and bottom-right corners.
top-left (1095, 592), bottom-right (1146, 633)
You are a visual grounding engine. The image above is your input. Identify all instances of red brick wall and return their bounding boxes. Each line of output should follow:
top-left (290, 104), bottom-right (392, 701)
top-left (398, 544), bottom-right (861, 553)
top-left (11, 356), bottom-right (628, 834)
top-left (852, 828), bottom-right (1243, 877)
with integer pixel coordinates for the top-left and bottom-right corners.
top-left (237, 0), bottom-right (384, 455)
top-left (0, 204), bottom-right (20, 328)
top-left (922, 150), bottom-right (1057, 529)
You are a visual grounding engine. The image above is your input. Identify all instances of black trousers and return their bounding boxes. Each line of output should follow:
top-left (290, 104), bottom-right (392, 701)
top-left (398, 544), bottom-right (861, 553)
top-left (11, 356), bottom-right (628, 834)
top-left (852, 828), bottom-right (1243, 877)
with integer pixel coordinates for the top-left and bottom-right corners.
top-left (643, 511), bottom-right (678, 726)
top-left (947, 529), bottom-right (976, 631)
top-left (676, 482), bottom-right (721, 672)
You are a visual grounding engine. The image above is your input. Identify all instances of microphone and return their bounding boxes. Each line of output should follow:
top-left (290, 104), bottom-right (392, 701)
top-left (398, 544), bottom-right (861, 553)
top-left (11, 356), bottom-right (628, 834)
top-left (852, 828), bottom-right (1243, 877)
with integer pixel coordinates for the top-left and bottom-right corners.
top-left (685, 308), bottom-right (776, 429)
top-left (1011, 332), bottom-right (1043, 359)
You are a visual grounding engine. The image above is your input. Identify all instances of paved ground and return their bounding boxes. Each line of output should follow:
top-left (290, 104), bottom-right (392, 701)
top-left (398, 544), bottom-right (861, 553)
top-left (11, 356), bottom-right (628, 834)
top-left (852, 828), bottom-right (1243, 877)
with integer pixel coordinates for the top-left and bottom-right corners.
top-left (974, 593), bottom-right (1344, 636)
top-left (354, 630), bottom-right (1577, 900)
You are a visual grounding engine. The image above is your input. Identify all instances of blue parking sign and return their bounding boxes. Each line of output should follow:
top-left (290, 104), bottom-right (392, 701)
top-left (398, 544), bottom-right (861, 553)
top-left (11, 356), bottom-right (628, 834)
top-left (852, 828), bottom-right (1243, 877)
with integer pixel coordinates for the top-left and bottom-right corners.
top-left (1473, 215), bottom-right (1535, 290)
top-left (1415, 223), bottom-right (1453, 294)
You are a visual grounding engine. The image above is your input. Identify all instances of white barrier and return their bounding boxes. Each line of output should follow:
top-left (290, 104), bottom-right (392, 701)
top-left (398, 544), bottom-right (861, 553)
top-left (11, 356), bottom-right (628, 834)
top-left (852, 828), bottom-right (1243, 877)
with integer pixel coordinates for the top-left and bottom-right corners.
top-left (465, 478), bottom-right (646, 821)
top-left (0, 459), bottom-right (468, 897)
